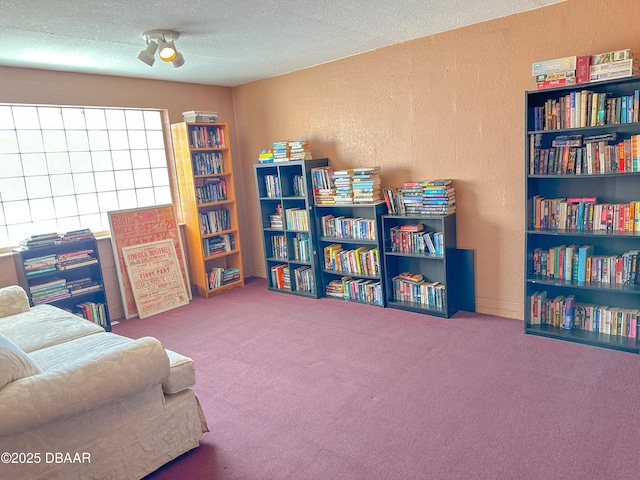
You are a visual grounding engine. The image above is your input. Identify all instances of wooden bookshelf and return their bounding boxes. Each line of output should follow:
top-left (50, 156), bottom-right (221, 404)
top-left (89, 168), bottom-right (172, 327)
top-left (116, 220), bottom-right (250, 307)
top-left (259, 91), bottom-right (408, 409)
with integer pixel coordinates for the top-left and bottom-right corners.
top-left (525, 77), bottom-right (640, 353)
top-left (171, 122), bottom-right (244, 298)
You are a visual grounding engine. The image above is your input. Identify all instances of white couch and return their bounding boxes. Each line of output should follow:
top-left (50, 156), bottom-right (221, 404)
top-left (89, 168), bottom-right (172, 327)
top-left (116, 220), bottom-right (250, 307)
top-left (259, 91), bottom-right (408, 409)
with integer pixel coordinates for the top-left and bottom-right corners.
top-left (0, 285), bottom-right (208, 480)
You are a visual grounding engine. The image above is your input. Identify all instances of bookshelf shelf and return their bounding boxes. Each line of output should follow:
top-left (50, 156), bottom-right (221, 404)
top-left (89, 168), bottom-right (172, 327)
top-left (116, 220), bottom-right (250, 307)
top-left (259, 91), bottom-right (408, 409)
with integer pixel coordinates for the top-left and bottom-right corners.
top-left (13, 236), bottom-right (112, 331)
top-left (525, 76), bottom-right (640, 353)
top-left (315, 202), bottom-right (387, 307)
top-left (381, 213), bottom-right (475, 318)
top-left (171, 122), bottom-right (244, 297)
top-left (253, 159), bottom-right (330, 297)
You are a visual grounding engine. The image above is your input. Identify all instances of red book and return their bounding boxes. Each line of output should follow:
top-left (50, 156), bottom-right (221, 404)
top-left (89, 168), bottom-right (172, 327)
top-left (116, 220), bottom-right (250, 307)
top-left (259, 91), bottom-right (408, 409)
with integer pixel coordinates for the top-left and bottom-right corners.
top-left (399, 223), bottom-right (424, 232)
top-left (576, 55), bottom-right (591, 84)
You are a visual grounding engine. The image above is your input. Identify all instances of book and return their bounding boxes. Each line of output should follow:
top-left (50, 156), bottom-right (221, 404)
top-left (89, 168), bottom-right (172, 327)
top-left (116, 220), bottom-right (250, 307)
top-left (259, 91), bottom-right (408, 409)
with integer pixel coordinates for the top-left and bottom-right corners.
top-left (399, 223), bottom-right (424, 232)
top-left (532, 56), bottom-right (577, 76)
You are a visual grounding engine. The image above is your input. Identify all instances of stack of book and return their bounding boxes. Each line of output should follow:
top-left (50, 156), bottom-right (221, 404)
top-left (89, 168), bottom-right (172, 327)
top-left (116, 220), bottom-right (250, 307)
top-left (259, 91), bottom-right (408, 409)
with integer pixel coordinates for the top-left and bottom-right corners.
top-left (332, 169), bottom-right (354, 204)
top-left (258, 149), bottom-right (274, 163)
top-left (533, 49), bottom-right (638, 89)
top-left (590, 49), bottom-right (638, 83)
top-left (203, 234), bottom-right (235, 256)
top-left (326, 277), bottom-right (349, 299)
top-left (352, 166), bottom-right (381, 204)
top-left (23, 254), bottom-right (58, 276)
top-left (272, 141), bottom-right (290, 161)
top-left (20, 233), bottom-right (62, 249)
top-left (67, 277), bottom-right (102, 296)
top-left (30, 278), bottom-right (70, 305)
top-left (288, 140), bottom-right (312, 160)
top-left (400, 181), bottom-right (423, 214)
top-left (311, 166), bottom-right (336, 205)
top-left (56, 249), bottom-right (98, 270)
top-left (270, 204), bottom-right (283, 229)
top-left (61, 229), bottom-right (94, 242)
top-left (183, 110), bottom-right (218, 123)
top-left (421, 179), bottom-right (456, 215)
top-left (222, 268), bottom-right (241, 285)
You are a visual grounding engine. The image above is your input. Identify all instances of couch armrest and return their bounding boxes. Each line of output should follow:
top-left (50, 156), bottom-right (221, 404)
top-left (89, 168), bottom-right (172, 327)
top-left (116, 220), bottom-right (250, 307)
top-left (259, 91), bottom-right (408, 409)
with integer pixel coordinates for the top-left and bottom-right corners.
top-left (0, 286), bottom-right (30, 319)
top-left (0, 336), bottom-right (170, 436)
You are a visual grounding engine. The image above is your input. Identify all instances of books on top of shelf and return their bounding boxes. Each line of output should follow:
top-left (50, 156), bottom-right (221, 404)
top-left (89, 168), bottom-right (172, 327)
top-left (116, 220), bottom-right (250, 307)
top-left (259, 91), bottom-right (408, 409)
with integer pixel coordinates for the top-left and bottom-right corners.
top-left (20, 232), bottom-right (62, 249)
top-left (183, 110), bottom-right (218, 123)
top-left (311, 166), bottom-right (336, 204)
top-left (352, 166), bottom-right (382, 204)
top-left (258, 139), bottom-right (312, 163)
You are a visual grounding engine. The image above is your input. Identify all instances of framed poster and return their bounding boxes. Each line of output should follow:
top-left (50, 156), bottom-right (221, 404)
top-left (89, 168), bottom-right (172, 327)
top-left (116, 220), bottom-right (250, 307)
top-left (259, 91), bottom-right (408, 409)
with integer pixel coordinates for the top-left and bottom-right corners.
top-left (108, 205), bottom-right (191, 318)
top-left (123, 239), bottom-right (189, 319)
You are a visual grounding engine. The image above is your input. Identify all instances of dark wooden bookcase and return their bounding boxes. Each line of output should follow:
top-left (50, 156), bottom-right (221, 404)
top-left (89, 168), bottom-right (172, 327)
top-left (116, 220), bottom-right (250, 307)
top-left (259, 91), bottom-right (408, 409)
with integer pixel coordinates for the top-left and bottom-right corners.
top-left (316, 201), bottom-right (387, 307)
top-left (525, 76), bottom-right (640, 353)
top-left (382, 213), bottom-right (474, 318)
top-left (253, 158), bottom-right (329, 298)
top-left (13, 237), bottom-right (112, 331)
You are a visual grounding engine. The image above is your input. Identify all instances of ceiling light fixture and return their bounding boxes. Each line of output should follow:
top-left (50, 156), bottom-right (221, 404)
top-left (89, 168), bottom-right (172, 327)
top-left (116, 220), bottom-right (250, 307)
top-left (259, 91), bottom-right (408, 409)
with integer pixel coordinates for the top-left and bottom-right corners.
top-left (138, 30), bottom-right (185, 68)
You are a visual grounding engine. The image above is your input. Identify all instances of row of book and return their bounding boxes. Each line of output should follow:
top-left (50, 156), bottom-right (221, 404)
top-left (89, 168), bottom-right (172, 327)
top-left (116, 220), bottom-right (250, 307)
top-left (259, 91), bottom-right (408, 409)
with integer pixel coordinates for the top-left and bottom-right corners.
top-left (325, 276), bottom-right (383, 306)
top-left (30, 276), bottom-right (102, 305)
top-left (195, 178), bottom-right (227, 204)
top-left (391, 272), bottom-right (445, 310)
top-left (202, 233), bottom-right (235, 257)
top-left (284, 208), bottom-right (309, 231)
top-left (189, 125), bottom-right (225, 149)
top-left (532, 245), bottom-right (640, 285)
top-left (532, 49), bottom-right (637, 90)
top-left (530, 291), bottom-right (639, 338)
top-left (271, 235), bottom-right (287, 260)
top-left (208, 267), bottom-right (240, 289)
top-left (199, 209), bottom-right (230, 235)
top-left (263, 174), bottom-right (281, 198)
top-left (323, 244), bottom-right (380, 277)
top-left (319, 215), bottom-right (377, 241)
top-left (532, 196), bottom-right (640, 233)
top-left (529, 133), bottom-right (640, 175)
top-left (192, 152), bottom-right (224, 175)
top-left (258, 140), bottom-right (312, 163)
top-left (532, 89), bottom-right (640, 131)
top-left (75, 301), bottom-right (108, 328)
top-left (388, 224), bottom-right (444, 255)
top-left (24, 249), bottom-right (98, 276)
top-left (271, 232), bottom-right (313, 262)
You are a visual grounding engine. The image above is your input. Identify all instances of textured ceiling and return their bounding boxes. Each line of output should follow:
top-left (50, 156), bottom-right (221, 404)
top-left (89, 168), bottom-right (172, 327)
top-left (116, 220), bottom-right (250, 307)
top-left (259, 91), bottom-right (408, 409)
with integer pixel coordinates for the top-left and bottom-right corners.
top-left (0, 0), bottom-right (564, 87)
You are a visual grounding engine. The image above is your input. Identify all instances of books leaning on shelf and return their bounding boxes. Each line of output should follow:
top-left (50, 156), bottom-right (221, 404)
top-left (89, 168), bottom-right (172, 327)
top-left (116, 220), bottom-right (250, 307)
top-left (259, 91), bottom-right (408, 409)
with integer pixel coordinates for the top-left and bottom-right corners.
top-left (270, 264), bottom-right (291, 290)
top-left (311, 166), bottom-right (336, 205)
top-left (190, 125), bottom-right (225, 149)
top-left (75, 301), bottom-right (107, 328)
top-left (293, 265), bottom-right (315, 293)
top-left (323, 244), bottom-right (379, 276)
top-left (199, 209), bottom-right (231, 234)
top-left (208, 267), bottom-right (241, 289)
top-left (530, 291), bottom-right (640, 338)
top-left (389, 226), bottom-right (443, 255)
top-left (195, 177), bottom-right (227, 203)
top-left (392, 272), bottom-right (445, 310)
top-left (320, 214), bottom-right (377, 241)
top-left (203, 233), bottom-right (235, 257)
top-left (193, 152), bottom-right (224, 174)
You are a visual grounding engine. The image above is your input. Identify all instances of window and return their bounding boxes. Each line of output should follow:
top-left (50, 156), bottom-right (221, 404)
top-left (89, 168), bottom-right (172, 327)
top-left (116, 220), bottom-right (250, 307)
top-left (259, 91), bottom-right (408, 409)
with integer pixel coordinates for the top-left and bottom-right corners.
top-left (0, 104), bottom-right (172, 248)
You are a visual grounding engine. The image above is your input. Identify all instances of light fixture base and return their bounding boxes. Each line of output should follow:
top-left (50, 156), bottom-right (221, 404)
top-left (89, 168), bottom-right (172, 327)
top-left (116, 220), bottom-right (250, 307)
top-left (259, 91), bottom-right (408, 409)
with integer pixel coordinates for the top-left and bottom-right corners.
top-left (142, 30), bottom-right (180, 42)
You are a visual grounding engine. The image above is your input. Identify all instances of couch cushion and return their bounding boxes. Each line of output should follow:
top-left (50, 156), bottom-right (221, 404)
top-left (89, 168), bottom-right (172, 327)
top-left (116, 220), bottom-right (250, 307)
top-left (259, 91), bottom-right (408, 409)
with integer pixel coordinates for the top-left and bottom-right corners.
top-left (163, 349), bottom-right (196, 394)
top-left (0, 332), bottom-right (42, 389)
top-left (0, 304), bottom-right (104, 353)
top-left (0, 286), bottom-right (30, 319)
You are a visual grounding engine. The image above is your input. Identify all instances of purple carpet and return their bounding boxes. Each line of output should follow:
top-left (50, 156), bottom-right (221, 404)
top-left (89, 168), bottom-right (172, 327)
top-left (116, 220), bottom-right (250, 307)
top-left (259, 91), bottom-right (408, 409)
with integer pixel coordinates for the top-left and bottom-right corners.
top-left (113, 277), bottom-right (640, 480)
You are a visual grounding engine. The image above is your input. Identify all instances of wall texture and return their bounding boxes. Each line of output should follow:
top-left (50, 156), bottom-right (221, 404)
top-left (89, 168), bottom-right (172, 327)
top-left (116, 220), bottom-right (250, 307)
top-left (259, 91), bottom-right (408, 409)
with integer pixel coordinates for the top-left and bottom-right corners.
top-left (1, 0), bottom-right (640, 320)
top-left (232, 0), bottom-right (640, 319)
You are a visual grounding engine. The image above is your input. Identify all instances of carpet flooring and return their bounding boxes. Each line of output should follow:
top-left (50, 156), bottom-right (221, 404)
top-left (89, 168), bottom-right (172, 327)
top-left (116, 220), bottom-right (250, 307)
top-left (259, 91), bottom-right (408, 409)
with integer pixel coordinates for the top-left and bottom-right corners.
top-left (113, 277), bottom-right (640, 480)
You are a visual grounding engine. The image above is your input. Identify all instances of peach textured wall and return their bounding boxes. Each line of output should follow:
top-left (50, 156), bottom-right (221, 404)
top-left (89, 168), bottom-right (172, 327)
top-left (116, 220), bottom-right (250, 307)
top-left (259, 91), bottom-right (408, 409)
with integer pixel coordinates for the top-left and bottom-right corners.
top-left (232, 0), bottom-right (640, 319)
top-left (1, 0), bottom-right (640, 320)
top-left (0, 69), bottom-right (240, 320)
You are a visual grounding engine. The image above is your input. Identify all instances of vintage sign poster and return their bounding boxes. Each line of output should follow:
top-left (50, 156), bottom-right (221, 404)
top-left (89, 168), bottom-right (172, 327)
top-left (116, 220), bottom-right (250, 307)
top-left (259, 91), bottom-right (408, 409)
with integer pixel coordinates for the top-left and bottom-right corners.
top-left (108, 205), bottom-right (191, 318)
top-left (123, 239), bottom-right (189, 318)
